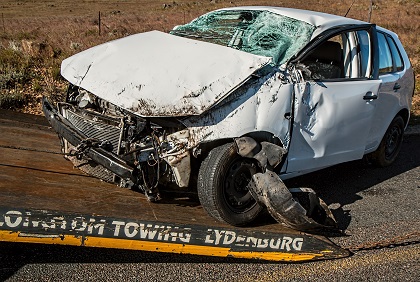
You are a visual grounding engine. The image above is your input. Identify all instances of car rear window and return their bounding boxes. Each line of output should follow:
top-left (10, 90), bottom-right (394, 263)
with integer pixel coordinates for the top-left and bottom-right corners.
top-left (378, 32), bottom-right (404, 74)
top-left (386, 36), bottom-right (404, 72)
top-left (377, 32), bottom-right (393, 74)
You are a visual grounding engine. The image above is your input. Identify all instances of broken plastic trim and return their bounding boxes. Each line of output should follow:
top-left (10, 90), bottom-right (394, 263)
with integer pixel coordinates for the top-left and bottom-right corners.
top-left (234, 137), bottom-right (338, 232)
top-left (235, 136), bottom-right (287, 171)
top-left (250, 171), bottom-right (338, 232)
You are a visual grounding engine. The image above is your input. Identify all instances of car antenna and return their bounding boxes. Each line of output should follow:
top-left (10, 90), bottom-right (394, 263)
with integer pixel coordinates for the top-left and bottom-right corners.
top-left (344, 0), bottom-right (356, 17)
top-left (367, 0), bottom-right (373, 22)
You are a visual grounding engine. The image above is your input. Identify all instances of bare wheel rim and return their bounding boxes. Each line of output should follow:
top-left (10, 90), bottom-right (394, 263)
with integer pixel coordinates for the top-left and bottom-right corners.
top-left (385, 124), bottom-right (402, 160)
top-left (222, 157), bottom-right (258, 213)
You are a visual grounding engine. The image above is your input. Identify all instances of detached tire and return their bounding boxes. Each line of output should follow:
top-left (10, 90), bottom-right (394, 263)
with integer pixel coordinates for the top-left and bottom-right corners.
top-left (197, 143), bottom-right (262, 226)
top-left (370, 115), bottom-right (405, 167)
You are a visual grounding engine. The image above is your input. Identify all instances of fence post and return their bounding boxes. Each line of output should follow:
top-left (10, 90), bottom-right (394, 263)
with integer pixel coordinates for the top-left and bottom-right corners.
top-left (2, 13), bottom-right (5, 33)
top-left (98, 11), bottom-right (101, 35)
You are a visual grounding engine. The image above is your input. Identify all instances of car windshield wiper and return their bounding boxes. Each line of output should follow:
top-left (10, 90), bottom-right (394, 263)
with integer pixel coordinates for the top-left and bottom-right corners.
top-left (170, 30), bottom-right (228, 40)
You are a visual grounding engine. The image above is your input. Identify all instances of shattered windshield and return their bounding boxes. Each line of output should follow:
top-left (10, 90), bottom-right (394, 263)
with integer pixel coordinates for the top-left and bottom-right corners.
top-left (170, 10), bottom-right (315, 65)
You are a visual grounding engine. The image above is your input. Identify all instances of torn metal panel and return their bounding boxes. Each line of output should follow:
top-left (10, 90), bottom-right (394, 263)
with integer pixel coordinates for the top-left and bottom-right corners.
top-left (233, 136), bottom-right (336, 232)
top-left (61, 31), bottom-right (272, 117)
top-left (183, 70), bottom-right (293, 149)
top-left (235, 136), bottom-right (287, 170)
top-left (165, 151), bottom-right (191, 188)
top-left (161, 130), bottom-right (192, 187)
top-left (249, 171), bottom-right (338, 232)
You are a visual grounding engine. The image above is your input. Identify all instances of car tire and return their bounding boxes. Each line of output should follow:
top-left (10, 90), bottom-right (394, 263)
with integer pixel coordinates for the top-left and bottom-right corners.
top-left (370, 115), bottom-right (405, 167)
top-left (197, 142), bottom-right (263, 226)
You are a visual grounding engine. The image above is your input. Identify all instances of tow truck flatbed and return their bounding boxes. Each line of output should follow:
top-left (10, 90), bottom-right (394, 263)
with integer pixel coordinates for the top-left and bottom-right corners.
top-left (0, 109), bottom-right (349, 262)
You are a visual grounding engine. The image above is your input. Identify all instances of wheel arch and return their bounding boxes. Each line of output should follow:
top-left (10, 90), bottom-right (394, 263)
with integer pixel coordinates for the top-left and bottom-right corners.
top-left (397, 108), bottom-right (410, 128)
top-left (194, 131), bottom-right (284, 161)
top-left (369, 114), bottom-right (405, 167)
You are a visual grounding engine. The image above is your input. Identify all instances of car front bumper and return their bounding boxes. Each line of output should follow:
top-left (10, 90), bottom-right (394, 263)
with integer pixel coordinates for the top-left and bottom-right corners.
top-left (42, 97), bottom-right (134, 181)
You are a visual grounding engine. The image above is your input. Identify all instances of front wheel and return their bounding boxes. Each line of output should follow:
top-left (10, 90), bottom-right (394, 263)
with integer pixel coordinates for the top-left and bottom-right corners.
top-left (197, 143), bottom-right (262, 226)
top-left (369, 115), bottom-right (405, 167)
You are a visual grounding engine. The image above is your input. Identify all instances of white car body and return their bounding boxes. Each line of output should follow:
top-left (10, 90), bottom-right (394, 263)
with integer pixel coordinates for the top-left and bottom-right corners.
top-left (44, 7), bottom-right (414, 227)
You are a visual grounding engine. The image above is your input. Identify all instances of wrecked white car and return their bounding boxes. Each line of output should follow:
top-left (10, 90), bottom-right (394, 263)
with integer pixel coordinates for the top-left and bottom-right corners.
top-left (43, 7), bottom-right (414, 231)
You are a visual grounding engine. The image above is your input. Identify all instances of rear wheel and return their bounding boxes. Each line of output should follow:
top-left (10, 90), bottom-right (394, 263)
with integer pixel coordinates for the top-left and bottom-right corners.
top-left (197, 143), bottom-right (262, 226)
top-left (370, 115), bottom-right (404, 167)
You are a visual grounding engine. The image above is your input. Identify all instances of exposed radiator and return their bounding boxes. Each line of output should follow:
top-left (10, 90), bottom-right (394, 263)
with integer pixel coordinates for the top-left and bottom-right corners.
top-left (60, 108), bottom-right (124, 184)
top-left (65, 109), bottom-right (122, 155)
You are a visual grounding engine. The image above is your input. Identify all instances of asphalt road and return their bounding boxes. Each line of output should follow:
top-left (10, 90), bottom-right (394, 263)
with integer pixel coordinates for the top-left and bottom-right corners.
top-left (0, 111), bottom-right (419, 281)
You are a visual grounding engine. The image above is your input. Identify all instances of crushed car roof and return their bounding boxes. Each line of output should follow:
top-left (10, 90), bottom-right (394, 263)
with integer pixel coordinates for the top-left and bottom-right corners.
top-left (219, 6), bottom-right (369, 38)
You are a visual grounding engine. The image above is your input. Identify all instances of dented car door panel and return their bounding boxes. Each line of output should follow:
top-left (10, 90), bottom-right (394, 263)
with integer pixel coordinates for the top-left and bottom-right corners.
top-left (286, 79), bottom-right (380, 175)
top-left (284, 25), bottom-right (383, 176)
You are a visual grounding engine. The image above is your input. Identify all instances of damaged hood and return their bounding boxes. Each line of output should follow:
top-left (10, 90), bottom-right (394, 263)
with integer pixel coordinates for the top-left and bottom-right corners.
top-left (61, 31), bottom-right (272, 117)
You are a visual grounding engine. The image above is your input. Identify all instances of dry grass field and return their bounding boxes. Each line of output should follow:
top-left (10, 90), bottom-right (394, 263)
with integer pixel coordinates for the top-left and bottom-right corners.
top-left (1, 0), bottom-right (419, 121)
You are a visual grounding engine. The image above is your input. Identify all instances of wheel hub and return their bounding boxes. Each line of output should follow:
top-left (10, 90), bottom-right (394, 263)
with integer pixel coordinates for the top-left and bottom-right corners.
top-left (385, 126), bottom-right (401, 158)
top-left (224, 159), bottom-right (257, 212)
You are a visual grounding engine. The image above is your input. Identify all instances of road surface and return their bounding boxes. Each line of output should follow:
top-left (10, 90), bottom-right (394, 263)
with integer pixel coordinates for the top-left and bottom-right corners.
top-left (0, 110), bottom-right (418, 281)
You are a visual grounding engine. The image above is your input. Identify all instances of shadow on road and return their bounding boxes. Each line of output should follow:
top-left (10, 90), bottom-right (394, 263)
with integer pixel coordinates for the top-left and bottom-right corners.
top-left (284, 135), bottom-right (420, 230)
top-left (0, 241), bottom-right (268, 280)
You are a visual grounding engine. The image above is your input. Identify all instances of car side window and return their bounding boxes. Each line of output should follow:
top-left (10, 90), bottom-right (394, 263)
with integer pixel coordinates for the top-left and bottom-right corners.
top-left (356, 30), bottom-right (371, 78)
top-left (377, 32), bottom-right (393, 74)
top-left (300, 29), bottom-right (372, 80)
top-left (300, 34), bottom-right (344, 80)
top-left (386, 35), bottom-right (404, 72)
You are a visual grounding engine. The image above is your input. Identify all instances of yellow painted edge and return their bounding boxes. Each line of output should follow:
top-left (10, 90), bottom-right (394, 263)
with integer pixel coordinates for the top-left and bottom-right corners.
top-left (0, 231), bottom-right (322, 262)
top-left (0, 230), bottom-right (81, 246)
top-left (85, 236), bottom-right (322, 261)
top-left (229, 250), bottom-right (321, 261)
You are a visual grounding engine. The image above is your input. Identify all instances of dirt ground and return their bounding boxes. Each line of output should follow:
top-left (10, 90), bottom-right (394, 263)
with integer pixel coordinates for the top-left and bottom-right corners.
top-left (0, 0), bottom-right (419, 120)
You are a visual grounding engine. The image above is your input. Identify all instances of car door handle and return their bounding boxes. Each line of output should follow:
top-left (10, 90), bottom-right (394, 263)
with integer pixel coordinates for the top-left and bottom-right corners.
top-left (393, 83), bottom-right (401, 91)
top-left (363, 91), bottom-right (378, 100)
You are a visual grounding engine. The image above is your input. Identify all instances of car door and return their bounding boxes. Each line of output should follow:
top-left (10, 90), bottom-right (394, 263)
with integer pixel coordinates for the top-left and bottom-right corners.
top-left (365, 31), bottom-right (408, 151)
top-left (285, 26), bottom-right (382, 174)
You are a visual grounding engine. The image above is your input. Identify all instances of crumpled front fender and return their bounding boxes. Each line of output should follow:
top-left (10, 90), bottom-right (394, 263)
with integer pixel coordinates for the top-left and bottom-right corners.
top-left (235, 136), bottom-right (287, 171)
top-left (250, 171), bottom-right (338, 232)
top-left (234, 136), bottom-right (338, 232)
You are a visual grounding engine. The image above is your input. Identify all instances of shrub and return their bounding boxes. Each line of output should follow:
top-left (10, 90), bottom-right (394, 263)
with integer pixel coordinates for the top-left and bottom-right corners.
top-left (0, 48), bottom-right (32, 89)
top-left (0, 90), bottom-right (27, 109)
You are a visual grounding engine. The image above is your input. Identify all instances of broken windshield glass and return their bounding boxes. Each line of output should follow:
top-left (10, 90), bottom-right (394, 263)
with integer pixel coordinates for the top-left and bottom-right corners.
top-left (170, 10), bottom-right (315, 65)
